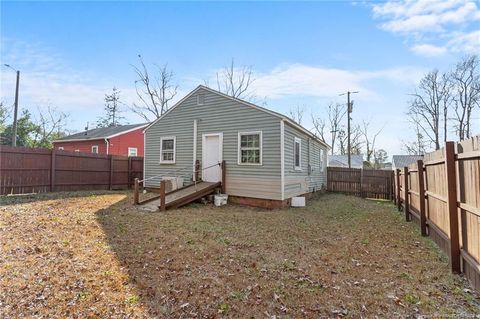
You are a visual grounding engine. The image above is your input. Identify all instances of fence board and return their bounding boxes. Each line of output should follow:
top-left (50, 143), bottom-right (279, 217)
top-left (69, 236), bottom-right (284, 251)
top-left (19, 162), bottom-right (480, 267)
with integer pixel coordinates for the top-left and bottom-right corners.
top-left (327, 167), bottom-right (393, 199)
top-left (394, 136), bottom-right (480, 291)
top-left (0, 146), bottom-right (143, 195)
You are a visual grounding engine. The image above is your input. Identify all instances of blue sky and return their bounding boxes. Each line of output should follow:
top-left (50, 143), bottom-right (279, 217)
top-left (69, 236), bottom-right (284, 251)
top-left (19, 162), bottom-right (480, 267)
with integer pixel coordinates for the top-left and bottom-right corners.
top-left (1, 1), bottom-right (479, 156)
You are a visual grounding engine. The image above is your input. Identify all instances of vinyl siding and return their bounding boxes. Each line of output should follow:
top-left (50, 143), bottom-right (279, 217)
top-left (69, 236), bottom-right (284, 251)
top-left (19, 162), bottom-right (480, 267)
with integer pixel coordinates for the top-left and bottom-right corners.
top-left (283, 122), bottom-right (327, 198)
top-left (144, 88), bottom-right (283, 200)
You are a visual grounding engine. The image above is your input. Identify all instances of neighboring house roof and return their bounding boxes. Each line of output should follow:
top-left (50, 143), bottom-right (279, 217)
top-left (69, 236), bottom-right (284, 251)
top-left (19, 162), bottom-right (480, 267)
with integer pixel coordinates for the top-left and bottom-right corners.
top-left (54, 123), bottom-right (148, 142)
top-left (327, 154), bottom-right (364, 168)
top-left (143, 85), bottom-right (330, 149)
top-left (392, 155), bottom-right (424, 169)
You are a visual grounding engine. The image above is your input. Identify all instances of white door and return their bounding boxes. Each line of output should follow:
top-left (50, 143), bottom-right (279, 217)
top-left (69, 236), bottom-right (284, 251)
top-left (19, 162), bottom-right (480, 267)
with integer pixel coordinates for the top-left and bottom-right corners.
top-left (202, 133), bottom-right (223, 182)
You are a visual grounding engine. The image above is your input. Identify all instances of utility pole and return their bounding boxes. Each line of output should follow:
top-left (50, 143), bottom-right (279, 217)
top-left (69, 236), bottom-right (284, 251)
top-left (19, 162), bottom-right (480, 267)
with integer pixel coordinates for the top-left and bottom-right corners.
top-left (4, 64), bottom-right (20, 147)
top-left (339, 91), bottom-right (359, 168)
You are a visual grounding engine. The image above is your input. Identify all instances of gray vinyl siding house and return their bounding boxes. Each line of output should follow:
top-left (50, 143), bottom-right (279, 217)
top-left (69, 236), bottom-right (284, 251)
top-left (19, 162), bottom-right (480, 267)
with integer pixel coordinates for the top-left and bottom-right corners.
top-left (143, 85), bottom-right (329, 203)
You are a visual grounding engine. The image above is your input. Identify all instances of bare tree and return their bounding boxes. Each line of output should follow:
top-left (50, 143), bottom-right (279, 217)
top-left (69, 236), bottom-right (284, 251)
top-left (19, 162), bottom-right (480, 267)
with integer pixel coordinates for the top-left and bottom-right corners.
top-left (327, 102), bottom-right (346, 155)
top-left (207, 58), bottom-right (254, 100)
top-left (408, 69), bottom-right (450, 150)
top-left (403, 113), bottom-right (428, 155)
top-left (97, 87), bottom-right (125, 127)
top-left (441, 72), bottom-right (452, 144)
top-left (361, 120), bottom-right (383, 163)
top-left (350, 124), bottom-right (363, 155)
top-left (451, 55), bottom-right (480, 140)
top-left (337, 124), bottom-right (362, 155)
top-left (131, 55), bottom-right (178, 122)
top-left (31, 106), bottom-right (69, 148)
top-left (311, 114), bottom-right (326, 142)
top-left (288, 105), bottom-right (304, 125)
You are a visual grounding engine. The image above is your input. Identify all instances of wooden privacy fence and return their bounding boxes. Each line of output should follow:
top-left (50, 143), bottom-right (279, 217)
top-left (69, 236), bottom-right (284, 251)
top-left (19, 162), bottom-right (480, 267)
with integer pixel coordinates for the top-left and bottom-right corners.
top-left (327, 167), bottom-right (394, 199)
top-left (0, 145), bottom-right (143, 195)
top-left (395, 137), bottom-right (480, 291)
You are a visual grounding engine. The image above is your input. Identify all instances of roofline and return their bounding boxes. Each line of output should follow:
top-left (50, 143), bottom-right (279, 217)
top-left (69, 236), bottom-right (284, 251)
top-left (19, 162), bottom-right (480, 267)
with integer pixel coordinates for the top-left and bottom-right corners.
top-left (53, 124), bottom-right (148, 143)
top-left (143, 85), bottom-right (330, 148)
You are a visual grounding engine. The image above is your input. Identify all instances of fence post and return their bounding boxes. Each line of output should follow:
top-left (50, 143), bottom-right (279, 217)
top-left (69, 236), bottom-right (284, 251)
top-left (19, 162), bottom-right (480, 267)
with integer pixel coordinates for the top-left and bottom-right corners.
top-left (133, 178), bottom-right (139, 205)
top-left (396, 169), bottom-right (401, 211)
top-left (403, 166), bottom-right (410, 222)
top-left (159, 180), bottom-right (166, 211)
top-left (445, 141), bottom-right (460, 273)
top-left (391, 171), bottom-right (395, 202)
top-left (109, 156), bottom-right (114, 190)
top-left (417, 160), bottom-right (427, 236)
top-left (221, 160), bottom-right (226, 193)
top-left (50, 149), bottom-right (56, 192)
top-left (127, 157), bottom-right (132, 189)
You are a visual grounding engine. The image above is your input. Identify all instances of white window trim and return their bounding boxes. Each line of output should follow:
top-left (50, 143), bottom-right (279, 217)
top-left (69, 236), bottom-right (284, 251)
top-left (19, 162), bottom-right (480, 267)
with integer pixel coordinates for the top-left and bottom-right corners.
top-left (197, 93), bottom-right (205, 105)
top-left (160, 136), bottom-right (176, 164)
top-left (237, 131), bottom-right (263, 166)
top-left (294, 137), bottom-right (302, 171)
top-left (58, 146), bottom-right (64, 151)
top-left (92, 145), bottom-right (98, 154)
top-left (74, 149), bottom-right (80, 153)
top-left (128, 147), bottom-right (138, 157)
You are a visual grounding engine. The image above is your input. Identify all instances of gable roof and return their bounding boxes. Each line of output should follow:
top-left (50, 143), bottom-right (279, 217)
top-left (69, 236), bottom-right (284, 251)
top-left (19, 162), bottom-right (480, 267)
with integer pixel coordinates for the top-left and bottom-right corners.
top-left (327, 154), bottom-right (364, 168)
top-left (143, 85), bottom-right (330, 148)
top-left (54, 123), bottom-right (148, 142)
top-left (392, 155), bottom-right (424, 168)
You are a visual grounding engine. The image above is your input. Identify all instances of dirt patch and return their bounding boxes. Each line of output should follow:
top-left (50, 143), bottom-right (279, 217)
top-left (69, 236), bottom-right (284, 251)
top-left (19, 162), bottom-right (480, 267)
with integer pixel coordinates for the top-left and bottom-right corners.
top-left (0, 191), bottom-right (478, 318)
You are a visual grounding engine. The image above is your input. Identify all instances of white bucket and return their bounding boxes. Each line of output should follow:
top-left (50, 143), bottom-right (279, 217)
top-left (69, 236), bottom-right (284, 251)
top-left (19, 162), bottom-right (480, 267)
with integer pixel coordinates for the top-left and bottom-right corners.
top-left (214, 194), bottom-right (228, 206)
top-left (291, 196), bottom-right (306, 207)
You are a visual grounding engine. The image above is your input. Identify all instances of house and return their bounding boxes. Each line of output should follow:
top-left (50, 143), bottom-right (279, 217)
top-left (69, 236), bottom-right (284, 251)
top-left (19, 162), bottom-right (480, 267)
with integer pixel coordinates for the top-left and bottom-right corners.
top-left (327, 154), bottom-right (364, 169)
top-left (53, 123), bottom-right (147, 156)
top-left (392, 155), bottom-right (423, 170)
top-left (143, 85), bottom-right (329, 208)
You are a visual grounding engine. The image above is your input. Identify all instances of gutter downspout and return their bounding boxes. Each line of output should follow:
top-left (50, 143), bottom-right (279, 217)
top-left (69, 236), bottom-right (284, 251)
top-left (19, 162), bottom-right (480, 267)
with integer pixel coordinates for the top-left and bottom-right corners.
top-left (193, 119), bottom-right (197, 181)
top-left (104, 138), bottom-right (109, 155)
top-left (280, 120), bottom-right (285, 200)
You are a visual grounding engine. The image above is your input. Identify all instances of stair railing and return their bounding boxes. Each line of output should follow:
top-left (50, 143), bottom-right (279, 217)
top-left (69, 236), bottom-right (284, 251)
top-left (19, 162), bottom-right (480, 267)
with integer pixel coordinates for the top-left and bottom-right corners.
top-left (134, 160), bottom-right (226, 207)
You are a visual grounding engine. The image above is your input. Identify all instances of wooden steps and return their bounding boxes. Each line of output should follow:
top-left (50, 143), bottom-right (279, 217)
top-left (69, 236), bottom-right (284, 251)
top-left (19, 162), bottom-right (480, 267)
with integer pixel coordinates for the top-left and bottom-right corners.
top-left (138, 181), bottom-right (220, 211)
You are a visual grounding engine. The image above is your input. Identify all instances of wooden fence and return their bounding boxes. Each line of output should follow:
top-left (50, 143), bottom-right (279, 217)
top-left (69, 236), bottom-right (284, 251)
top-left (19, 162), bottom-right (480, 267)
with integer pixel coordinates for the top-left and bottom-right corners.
top-left (395, 137), bottom-right (480, 291)
top-left (327, 167), bottom-right (394, 199)
top-left (0, 145), bottom-right (143, 195)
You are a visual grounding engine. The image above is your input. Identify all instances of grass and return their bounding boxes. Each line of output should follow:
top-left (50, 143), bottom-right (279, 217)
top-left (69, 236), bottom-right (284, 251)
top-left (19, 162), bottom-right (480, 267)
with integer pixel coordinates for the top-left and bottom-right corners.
top-left (0, 191), bottom-right (478, 318)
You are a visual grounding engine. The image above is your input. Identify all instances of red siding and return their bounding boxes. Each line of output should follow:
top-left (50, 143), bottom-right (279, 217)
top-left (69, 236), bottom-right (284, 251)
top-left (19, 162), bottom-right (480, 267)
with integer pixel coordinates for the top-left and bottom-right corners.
top-left (53, 127), bottom-right (145, 156)
top-left (108, 127), bottom-right (145, 156)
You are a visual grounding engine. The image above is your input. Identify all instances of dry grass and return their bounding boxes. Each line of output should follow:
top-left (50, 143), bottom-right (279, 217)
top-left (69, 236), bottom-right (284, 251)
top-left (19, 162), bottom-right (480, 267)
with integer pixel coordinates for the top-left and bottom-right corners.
top-left (0, 191), bottom-right (478, 318)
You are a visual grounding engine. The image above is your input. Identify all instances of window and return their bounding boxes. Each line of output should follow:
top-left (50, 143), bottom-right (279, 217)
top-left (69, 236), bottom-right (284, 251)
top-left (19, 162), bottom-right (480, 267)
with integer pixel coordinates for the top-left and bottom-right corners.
top-left (197, 93), bottom-right (205, 105)
top-left (58, 147), bottom-right (64, 151)
top-left (320, 149), bottom-right (325, 172)
top-left (128, 147), bottom-right (138, 157)
top-left (238, 131), bottom-right (262, 165)
top-left (92, 145), bottom-right (98, 154)
top-left (294, 137), bottom-right (301, 170)
top-left (160, 136), bottom-right (176, 164)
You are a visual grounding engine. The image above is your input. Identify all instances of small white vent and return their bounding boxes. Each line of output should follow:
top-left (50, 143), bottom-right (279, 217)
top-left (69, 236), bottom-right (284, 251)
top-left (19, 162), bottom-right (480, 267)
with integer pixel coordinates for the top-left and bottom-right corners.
top-left (197, 93), bottom-right (205, 105)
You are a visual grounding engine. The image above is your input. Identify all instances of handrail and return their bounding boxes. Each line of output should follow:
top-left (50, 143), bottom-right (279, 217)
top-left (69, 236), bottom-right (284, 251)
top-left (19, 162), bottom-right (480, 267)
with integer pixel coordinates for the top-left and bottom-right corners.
top-left (137, 162), bottom-right (222, 184)
top-left (134, 160), bottom-right (226, 207)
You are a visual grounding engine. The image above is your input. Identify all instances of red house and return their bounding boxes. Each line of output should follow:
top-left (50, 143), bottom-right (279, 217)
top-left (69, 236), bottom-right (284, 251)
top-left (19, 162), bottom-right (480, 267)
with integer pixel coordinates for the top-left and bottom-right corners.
top-left (53, 123), bottom-right (147, 156)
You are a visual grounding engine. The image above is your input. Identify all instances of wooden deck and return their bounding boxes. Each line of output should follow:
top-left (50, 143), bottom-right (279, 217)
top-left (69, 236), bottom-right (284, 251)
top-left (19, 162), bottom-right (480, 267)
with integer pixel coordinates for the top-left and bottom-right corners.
top-left (139, 181), bottom-right (221, 211)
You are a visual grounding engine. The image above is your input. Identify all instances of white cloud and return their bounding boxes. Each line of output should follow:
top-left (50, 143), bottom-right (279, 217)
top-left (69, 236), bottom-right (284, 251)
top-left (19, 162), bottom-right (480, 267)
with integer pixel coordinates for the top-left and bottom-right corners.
top-left (372, 0), bottom-right (480, 56)
top-left (247, 64), bottom-right (424, 100)
top-left (447, 30), bottom-right (480, 53)
top-left (410, 43), bottom-right (448, 57)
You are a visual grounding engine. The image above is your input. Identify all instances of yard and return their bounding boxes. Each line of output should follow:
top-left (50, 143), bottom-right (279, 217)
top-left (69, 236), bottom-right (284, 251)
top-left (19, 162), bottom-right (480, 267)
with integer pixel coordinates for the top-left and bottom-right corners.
top-left (0, 191), bottom-right (478, 318)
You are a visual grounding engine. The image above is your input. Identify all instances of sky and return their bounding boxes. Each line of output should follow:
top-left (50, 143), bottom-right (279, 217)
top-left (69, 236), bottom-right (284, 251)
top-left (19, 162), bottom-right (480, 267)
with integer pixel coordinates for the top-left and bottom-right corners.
top-left (1, 0), bottom-right (479, 157)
